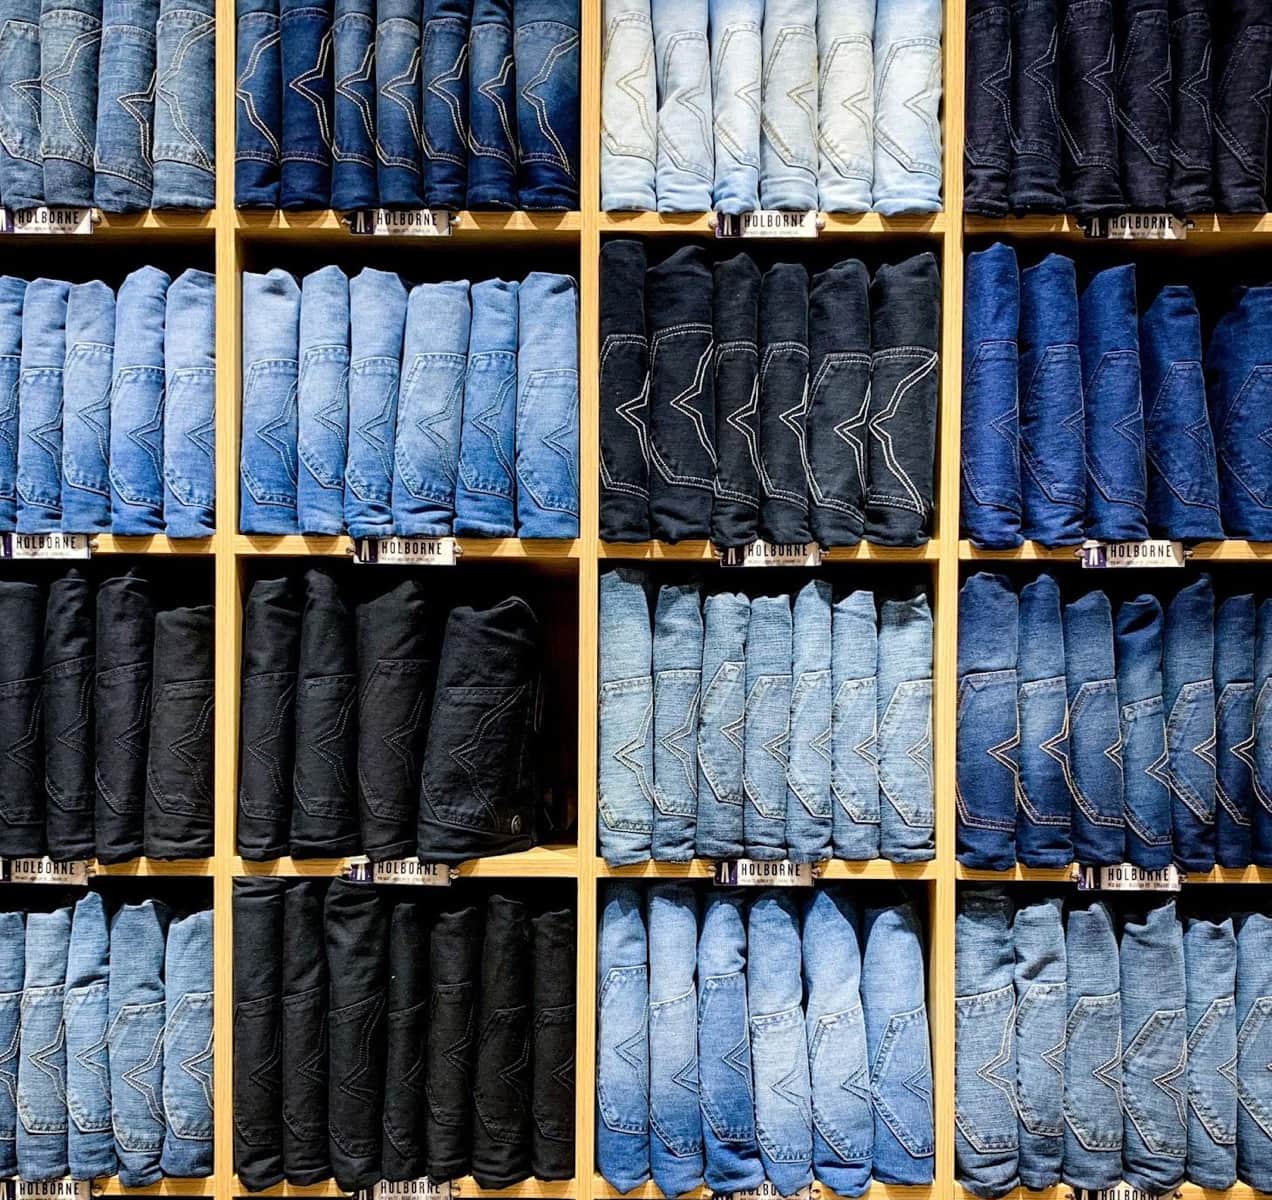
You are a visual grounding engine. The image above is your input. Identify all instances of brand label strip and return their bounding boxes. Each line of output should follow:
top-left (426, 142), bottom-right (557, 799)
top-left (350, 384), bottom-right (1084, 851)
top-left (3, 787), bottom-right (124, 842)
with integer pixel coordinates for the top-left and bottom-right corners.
top-left (717, 541), bottom-right (823, 568)
top-left (714, 211), bottom-right (819, 239)
top-left (354, 537), bottom-right (459, 566)
top-left (346, 209), bottom-right (453, 237)
top-left (714, 859), bottom-right (815, 887)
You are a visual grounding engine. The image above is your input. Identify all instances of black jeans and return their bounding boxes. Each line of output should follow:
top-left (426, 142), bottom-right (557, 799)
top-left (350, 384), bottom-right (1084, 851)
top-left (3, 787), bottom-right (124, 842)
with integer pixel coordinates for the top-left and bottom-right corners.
top-left (382, 901), bottom-right (427, 1180)
top-left (1167, 0), bottom-right (1213, 212)
top-left (1009, 0), bottom-right (1064, 210)
top-left (292, 568), bottom-right (359, 858)
top-left (599, 239), bottom-right (651, 543)
top-left (1058, 0), bottom-right (1124, 215)
top-left (711, 253), bottom-right (761, 549)
top-left (0, 580), bottom-right (44, 857)
top-left (238, 576), bottom-right (301, 860)
top-left (43, 569), bottom-right (94, 861)
top-left (95, 571), bottom-right (153, 864)
top-left (1117, 0), bottom-right (1170, 208)
top-left (964, 0), bottom-right (1013, 215)
top-left (282, 880), bottom-right (328, 1185)
top-left (808, 259), bottom-right (871, 548)
top-left (145, 605), bottom-right (214, 859)
top-left (356, 579), bottom-right (435, 861)
top-left (646, 245), bottom-right (715, 542)
top-left (1213, 0), bottom-right (1272, 212)
top-left (233, 877), bottom-right (286, 1191)
top-left (530, 907), bottom-right (575, 1181)
top-left (417, 598), bottom-right (540, 864)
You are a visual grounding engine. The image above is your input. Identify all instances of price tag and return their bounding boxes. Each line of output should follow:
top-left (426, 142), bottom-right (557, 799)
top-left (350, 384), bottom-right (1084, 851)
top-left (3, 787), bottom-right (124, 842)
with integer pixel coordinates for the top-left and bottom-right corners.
top-left (715, 211), bottom-right (819, 239)
top-left (1080, 539), bottom-right (1185, 569)
top-left (371, 859), bottom-right (452, 886)
top-left (346, 209), bottom-right (453, 237)
top-left (354, 537), bottom-right (459, 566)
top-left (1074, 1184), bottom-right (1176, 1200)
top-left (2, 533), bottom-right (90, 560)
top-left (1084, 212), bottom-right (1187, 240)
top-left (714, 1182), bottom-right (813, 1200)
top-left (0, 207), bottom-right (95, 235)
top-left (356, 1180), bottom-right (453, 1200)
top-left (718, 541), bottom-right (822, 568)
top-left (2, 858), bottom-right (90, 885)
top-left (715, 859), bottom-right (815, 887)
top-left (1073, 863), bottom-right (1183, 892)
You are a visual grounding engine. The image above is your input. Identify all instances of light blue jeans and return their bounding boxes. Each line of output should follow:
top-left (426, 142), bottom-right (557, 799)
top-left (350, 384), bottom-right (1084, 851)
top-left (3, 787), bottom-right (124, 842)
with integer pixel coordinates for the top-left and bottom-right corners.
top-left (788, 580), bottom-right (832, 863)
top-left (0, 278), bottom-right (24, 531)
top-left (833, 590), bottom-right (879, 860)
top-left (39, 0), bottom-right (100, 206)
top-left (696, 592), bottom-right (748, 861)
top-left (652, 0), bottom-right (712, 210)
top-left (759, 0), bottom-right (817, 209)
top-left (93, 0), bottom-right (158, 210)
top-left (816, 0), bottom-right (874, 211)
top-left (18, 907), bottom-right (71, 1181)
top-left (297, 266), bottom-right (349, 536)
top-left (0, 0), bottom-right (45, 209)
top-left (652, 583), bottom-right (701, 862)
top-left (0, 912), bottom-right (25, 1175)
top-left (151, 0), bottom-right (215, 208)
top-left (61, 281), bottom-right (114, 533)
top-left (163, 268), bottom-right (216, 538)
top-left (1184, 915), bottom-right (1237, 1189)
top-left (18, 278), bottom-right (69, 532)
top-left (708, 0), bottom-right (760, 212)
top-left (743, 595), bottom-right (792, 860)
top-left (600, 0), bottom-right (656, 209)
top-left (161, 909), bottom-right (212, 1178)
top-left (65, 892), bottom-right (113, 1180)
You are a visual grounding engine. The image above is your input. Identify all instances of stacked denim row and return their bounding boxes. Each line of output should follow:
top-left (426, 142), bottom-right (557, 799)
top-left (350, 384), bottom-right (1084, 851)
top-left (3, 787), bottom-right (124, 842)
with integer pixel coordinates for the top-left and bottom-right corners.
top-left (1, 270), bottom-right (216, 538)
top-left (234, 0), bottom-right (579, 210)
top-left (601, 0), bottom-right (943, 214)
top-left (238, 571), bottom-right (546, 864)
top-left (957, 571), bottom-right (1272, 871)
top-left (956, 890), bottom-right (1272, 1196)
top-left (0, 0), bottom-right (214, 212)
top-left (600, 242), bottom-right (940, 547)
top-left (234, 879), bottom-right (575, 1192)
top-left (962, 245), bottom-right (1272, 548)
top-left (598, 883), bottom-right (933, 1197)
top-left (0, 895), bottom-right (212, 1185)
top-left (600, 571), bottom-right (934, 866)
top-left (0, 570), bottom-right (212, 863)
top-left (241, 268), bottom-right (579, 538)
top-left (964, 0), bottom-right (1272, 215)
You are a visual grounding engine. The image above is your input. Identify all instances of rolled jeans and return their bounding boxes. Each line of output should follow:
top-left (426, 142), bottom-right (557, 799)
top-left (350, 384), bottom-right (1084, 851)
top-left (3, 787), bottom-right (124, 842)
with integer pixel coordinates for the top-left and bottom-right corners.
top-left (93, 0), bottom-right (157, 210)
top-left (163, 268), bottom-right (217, 538)
top-left (711, 252), bottom-right (760, 548)
top-left (18, 908), bottom-right (71, 1181)
top-left (787, 580), bottom-right (831, 863)
top-left (0, 580), bottom-right (45, 858)
top-left (709, 0), bottom-right (760, 213)
top-left (1216, 595), bottom-right (1255, 867)
top-left (0, 913), bottom-right (24, 1176)
top-left (743, 595), bottom-right (792, 860)
top-left (872, 0), bottom-right (942, 212)
top-left (696, 591), bottom-right (748, 861)
top-left (466, 0), bottom-right (517, 208)
top-left (162, 909), bottom-right (213, 1178)
top-left (234, 0), bottom-right (281, 206)
top-left (759, 0), bottom-right (816, 210)
top-left (151, 0), bottom-right (215, 207)
top-left (329, 0), bottom-right (375, 211)
top-left (1184, 916), bottom-right (1237, 1189)
top-left (513, 0), bottom-right (579, 209)
top-left (832, 590), bottom-right (879, 861)
top-left (0, 0), bottom-right (45, 208)
top-left (1236, 911), bottom-right (1272, 1191)
top-left (65, 893), bottom-right (112, 1180)
top-left (40, 0), bottom-right (100, 209)
top-left (600, 0), bottom-right (656, 210)
top-left (282, 881), bottom-right (327, 1184)
top-left (0, 278), bottom-right (25, 531)
top-left (18, 279), bottom-right (69, 533)
top-left (297, 266), bottom-right (349, 535)
top-left (652, 0), bottom-right (711, 211)
top-left (652, 583), bottom-right (700, 862)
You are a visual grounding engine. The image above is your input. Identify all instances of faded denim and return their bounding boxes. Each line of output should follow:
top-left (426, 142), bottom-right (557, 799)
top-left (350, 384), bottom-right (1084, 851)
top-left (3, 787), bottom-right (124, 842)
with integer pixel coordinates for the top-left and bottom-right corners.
top-left (39, 0), bottom-right (100, 205)
top-left (0, 913), bottom-right (21, 1176)
top-left (61, 281), bottom-right (114, 533)
top-left (65, 893), bottom-right (113, 1181)
top-left (832, 590), bottom-right (878, 861)
top-left (1184, 915), bottom-right (1237, 1189)
top-left (297, 265), bottom-right (349, 535)
top-left (279, 0), bottom-right (333, 207)
top-left (466, 0), bottom-right (517, 209)
top-left (1236, 911), bottom-right (1272, 1191)
top-left (421, 0), bottom-right (471, 211)
top-left (696, 592), bottom-right (748, 860)
top-left (18, 907), bottom-right (70, 1181)
top-left (652, 583), bottom-right (700, 863)
top-left (872, 0), bottom-right (942, 213)
top-left (710, 0), bottom-right (761, 213)
top-left (0, 0), bottom-right (45, 209)
top-left (161, 909), bottom-right (213, 1178)
top-left (743, 594), bottom-right (791, 861)
top-left (93, 0), bottom-right (158, 210)
top-left (1216, 595), bottom-right (1255, 868)
top-left (235, 0), bottom-right (281, 205)
top-left (817, 0), bottom-right (873, 212)
top-left (18, 279), bottom-right (69, 531)
top-left (513, 0), bottom-right (579, 209)
top-left (787, 580), bottom-right (831, 863)
top-left (163, 268), bottom-right (216, 538)
top-left (242, 271), bottom-right (299, 532)
top-left (652, 0), bottom-right (711, 211)
top-left (759, 0), bottom-right (816, 210)
top-left (151, 0), bottom-right (215, 207)
top-left (375, 0), bottom-right (423, 206)
top-left (0, 278), bottom-right (24, 530)
top-left (600, 0), bottom-right (656, 210)
top-left (329, 0), bottom-right (376, 211)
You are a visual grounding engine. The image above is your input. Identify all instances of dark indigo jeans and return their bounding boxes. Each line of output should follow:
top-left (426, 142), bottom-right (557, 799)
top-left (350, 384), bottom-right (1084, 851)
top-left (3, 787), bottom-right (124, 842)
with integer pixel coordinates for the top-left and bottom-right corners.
top-left (330, 0), bottom-right (376, 210)
top-left (234, 0), bottom-right (281, 205)
top-left (1008, 0), bottom-right (1062, 210)
top-left (513, 0), bottom-right (579, 209)
top-left (382, 901), bottom-right (425, 1180)
top-left (422, 0), bottom-right (471, 209)
top-left (1213, 0), bottom-right (1272, 212)
top-left (281, 880), bottom-right (328, 1184)
top-left (1057, 0), bottom-right (1124, 215)
top-left (711, 253), bottom-right (760, 549)
top-left (964, 0), bottom-right (1012, 216)
top-left (466, 0), bottom-right (517, 208)
top-left (1167, 0), bottom-right (1212, 212)
top-left (279, 0), bottom-right (333, 207)
top-left (0, 581), bottom-right (44, 856)
top-left (1116, 0), bottom-right (1170, 209)
top-left (531, 907), bottom-right (575, 1180)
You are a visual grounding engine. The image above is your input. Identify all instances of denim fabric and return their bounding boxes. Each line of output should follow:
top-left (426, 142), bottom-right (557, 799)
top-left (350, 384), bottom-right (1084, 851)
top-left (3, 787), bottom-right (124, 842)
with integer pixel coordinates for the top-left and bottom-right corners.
top-left (1007, 0), bottom-right (1063, 210)
top-left (696, 591), bottom-right (747, 860)
top-left (711, 252), bottom-right (759, 548)
top-left (1183, 915), bottom-right (1237, 1189)
top-left (329, 0), bottom-right (375, 211)
top-left (1216, 595), bottom-right (1255, 867)
top-left (1236, 911), bottom-right (1272, 1191)
top-left (235, 0), bottom-right (282, 205)
top-left (163, 268), bottom-right (215, 538)
top-left (0, 580), bottom-right (44, 856)
top-left (759, 0), bottom-right (816, 210)
top-left (652, 583), bottom-right (700, 863)
top-left (18, 907), bottom-right (70, 1181)
top-left (1166, 0), bottom-right (1212, 213)
top-left (957, 573), bottom-right (1019, 871)
top-left (1016, 575), bottom-right (1072, 867)
top-left (466, 0), bottom-right (516, 209)
top-left (877, 595), bottom-right (934, 862)
top-left (1116, 0), bottom-right (1170, 208)
top-left (1079, 265), bottom-right (1149, 542)
top-left (18, 279), bottom-right (69, 533)
top-left (1120, 902), bottom-right (1186, 1192)
top-left (0, 0), bottom-right (45, 209)
top-left (747, 891), bottom-right (811, 1194)
top-left (39, 0), bottom-right (100, 205)
top-left (1257, 598), bottom-right (1272, 866)
top-left (516, 272), bottom-right (579, 537)
top-left (513, 0), bottom-right (578, 209)
top-left (647, 246), bottom-right (714, 541)
top-left (1062, 899), bottom-right (1121, 1191)
top-left (807, 259), bottom-right (870, 548)
top-left (599, 240), bottom-right (650, 541)
top-left (652, 0), bottom-right (710, 211)
top-left (61, 282), bottom-right (113, 533)
top-left (743, 594), bottom-right (791, 860)
top-left (420, 0), bottom-right (470, 210)
top-left (599, 568), bottom-right (654, 866)
top-left (787, 580), bottom-right (831, 863)
top-left (375, 0), bottom-right (423, 205)
top-left (344, 268), bottom-right (406, 539)
top-left (279, 0), bottom-right (333, 207)
top-left (873, 0), bottom-right (942, 213)
top-left (392, 280), bottom-right (469, 536)
top-left (108, 900), bottom-right (168, 1187)
top-left (1140, 285), bottom-right (1224, 540)
top-left (1206, 286), bottom-right (1272, 540)
top-left (151, 0), bottom-right (215, 207)
top-left (955, 889), bottom-right (1017, 1198)
top-left (297, 266), bottom-right (348, 535)
top-left (597, 883), bottom-right (649, 1193)
top-left (1018, 254), bottom-right (1083, 547)
top-left (963, 0), bottom-right (1010, 216)
top-left (600, 0), bottom-right (656, 210)
top-left (1057, 0), bottom-right (1123, 215)
top-left (832, 590), bottom-right (878, 861)
top-left (110, 267), bottom-right (169, 535)
top-left (816, 0), bottom-right (873, 213)
top-left (382, 903), bottom-right (424, 1180)
top-left (93, 0), bottom-right (157, 210)
top-left (1164, 576), bottom-right (1216, 871)
top-left (531, 907), bottom-right (574, 1181)
top-left (0, 913), bottom-right (21, 1177)
top-left (64, 894), bottom-right (112, 1180)
top-left (162, 909), bottom-right (212, 1178)
top-left (1064, 591), bottom-right (1123, 866)
top-left (1213, 0), bottom-right (1272, 212)
top-left (757, 262), bottom-right (809, 546)
top-left (43, 569), bottom-right (94, 860)
top-left (710, 0), bottom-right (761, 213)
top-left (866, 253), bottom-right (939, 546)
top-left (1115, 596), bottom-right (1172, 868)
top-left (647, 884), bottom-right (702, 1195)
top-left (281, 882), bottom-right (326, 1183)
top-left (961, 243), bottom-right (1021, 550)
top-left (862, 898), bottom-right (933, 1183)
top-left (241, 270), bottom-right (300, 534)
top-left (0, 278), bottom-right (24, 531)
top-left (454, 278), bottom-right (516, 537)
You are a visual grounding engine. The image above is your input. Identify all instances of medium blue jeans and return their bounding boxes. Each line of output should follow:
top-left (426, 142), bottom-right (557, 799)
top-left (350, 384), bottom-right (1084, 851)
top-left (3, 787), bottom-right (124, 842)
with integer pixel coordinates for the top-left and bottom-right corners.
top-left (421, 0), bottom-right (471, 210)
top-left (0, 912), bottom-right (24, 1176)
top-left (161, 909), bottom-right (213, 1178)
top-left (61, 281), bottom-right (114, 533)
top-left (696, 591), bottom-right (748, 861)
top-left (652, 0), bottom-right (711, 210)
top-left (513, 0), bottom-right (579, 209)
top-left (297, 265), bottom-right (349, 535)
top-left (787, 580), bottom-right (831, 863)
top-left (151, 0), bottom-right (215, 208)
top-left (1236, 911), bottom-right (1272, 1191)
top-left (816, 0), bottom-right (873, 212)
top-left (1257, 598), bottom-right (1272, 866)
top-left (652, 583), bottom-right (700, 862)
top-left (0, 278), bottom-right (24, 530)
top-left (600, 0), bottom-right (656, 209)
top-left (65, 893), bottom-right (113, 1180)
top-left (279, 0), bottom-right (333, 207)
top-left (466, 0), bottom-right (517, 208)
top-left (0, 0), bottom-right (45, 209)
top-left (329, 0), bottom-right (375, 211)
top-left (18, 907), bottom-right (71, 1181)
top-left (759, 0), bottom-right (816, 210)
top-left (709, 0), bottom-right (760, 213)
top-left (235, 0), bottom-right (281, 205)
top-left (1184, 915), bottom-right (1237, 1189)
top-left (832, 590), bottom-right (879, 861)
top-left (39, 0), bottom-right (100, 206)
top-left (743, 595), bottom-right (792, 860)
top-left (93, 0), bottom-right (158, 210)
top-left (163, 268), bottom-right (216, 538)
top-left (1216, 594), bottom-right (1255, 867)
top-left (375, 0), bottom-right (423, 205)
top-left (17, 278), bottom-right (69, 532)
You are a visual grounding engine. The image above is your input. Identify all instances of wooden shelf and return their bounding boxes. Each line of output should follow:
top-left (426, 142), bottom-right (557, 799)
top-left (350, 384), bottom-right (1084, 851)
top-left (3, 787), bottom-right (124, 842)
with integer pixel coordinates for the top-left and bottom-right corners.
top-left (233, 535), bottom-right (579, 560)
top-left (233, 844), bottom-right (579, 879)
top-left (956, 863), bottom-right (1272, 884)
top-left (966, 212), bottom-right (1272, 247)
top-left (959, 539), bottom-right (1272, 562)
top-left (2, 210), bottom-right (217, 241)
top-left (92, 535), bottom-right (215, 555)
top-left (596, 1179), bottom-right (937, 1200)
top-left (235, 1177), bottom-right (574, 1198)
top-left (92, 857), bottom-right (215, 877)
top-left (597, 211), bottom-right (946, 237)
top-left (234, 209), bottom-right (581, 244)
top-left (956, 1186), bottom-right (1270, 1200)
top-left (95, 1177), bottom-right (216, 1195)
top-left (599, 540), bottom-right (939, 562)
top-left (595, 857), bottom-right (937, 880)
